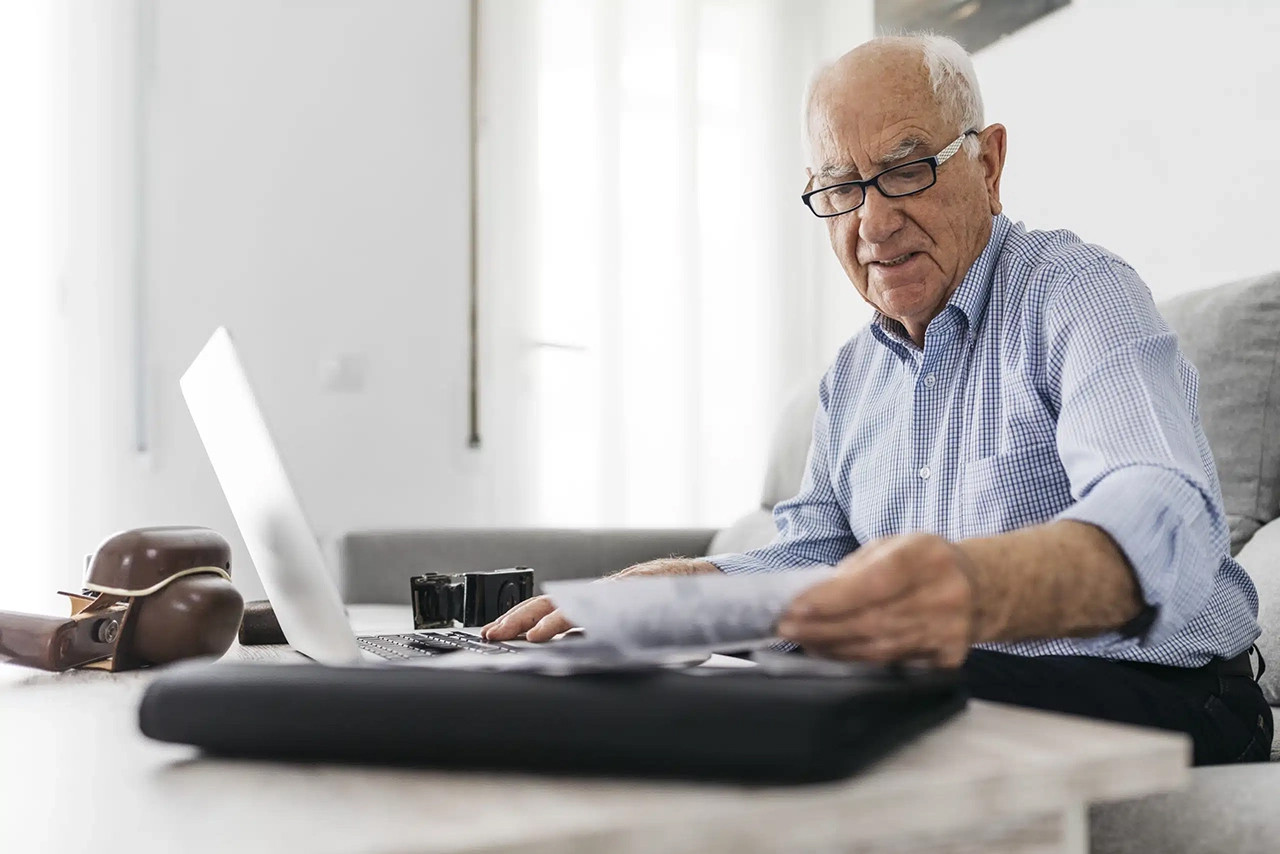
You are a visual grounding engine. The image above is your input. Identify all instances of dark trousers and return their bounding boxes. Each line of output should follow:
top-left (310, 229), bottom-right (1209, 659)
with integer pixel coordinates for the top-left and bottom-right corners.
top-left (963, 649), bottom-right (1274, 766)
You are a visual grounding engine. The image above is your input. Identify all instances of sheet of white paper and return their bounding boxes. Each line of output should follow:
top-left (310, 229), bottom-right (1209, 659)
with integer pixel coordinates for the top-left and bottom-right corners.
top-left (542, 566), bottom-right (835, 654)
top-left (402, 642), bottom-right (712, 675)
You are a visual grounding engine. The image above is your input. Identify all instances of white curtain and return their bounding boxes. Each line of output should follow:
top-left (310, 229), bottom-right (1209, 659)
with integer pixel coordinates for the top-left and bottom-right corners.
top-left (0, 2), bottom-right (59, 610)
top-left (479, 0), bottom-right (872, 529)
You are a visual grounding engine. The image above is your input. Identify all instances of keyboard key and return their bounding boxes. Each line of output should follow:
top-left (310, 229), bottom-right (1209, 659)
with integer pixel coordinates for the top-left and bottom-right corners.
top-left (358, 631), bottom-right (519, 658)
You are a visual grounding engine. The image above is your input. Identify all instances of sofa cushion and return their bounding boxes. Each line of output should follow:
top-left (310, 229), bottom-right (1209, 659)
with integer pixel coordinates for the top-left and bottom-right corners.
top-left (760, 383), bottom-right (820, 510)
top-left (1158, 273), bottom-right (1280, 554)
top-left (1236, 517), bottom-right (1280, 705)
top-left (708, 508), bottom-right (778, 556)
top-left (1090, 763), bottom-right (1280, 854)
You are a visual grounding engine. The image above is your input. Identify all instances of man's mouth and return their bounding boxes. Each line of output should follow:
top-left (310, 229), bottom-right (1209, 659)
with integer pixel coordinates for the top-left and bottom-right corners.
top-left (872, 252), bottom-right (918, 268)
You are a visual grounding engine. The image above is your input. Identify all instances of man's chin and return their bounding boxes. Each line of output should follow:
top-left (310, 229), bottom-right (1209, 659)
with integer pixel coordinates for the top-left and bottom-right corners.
top-left (874, 281), bottom-right (933, 316)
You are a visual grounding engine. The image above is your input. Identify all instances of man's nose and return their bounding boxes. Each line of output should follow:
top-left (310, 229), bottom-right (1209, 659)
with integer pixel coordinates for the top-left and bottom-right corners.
top-left (857, 185), bottom-right (904, 246)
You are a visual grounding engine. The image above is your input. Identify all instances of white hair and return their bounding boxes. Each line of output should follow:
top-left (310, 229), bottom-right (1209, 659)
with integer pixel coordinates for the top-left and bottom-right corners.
top-left (803, 33), bottom-right (985, 159)
top-left (918, 34), bottom-right (984, 155)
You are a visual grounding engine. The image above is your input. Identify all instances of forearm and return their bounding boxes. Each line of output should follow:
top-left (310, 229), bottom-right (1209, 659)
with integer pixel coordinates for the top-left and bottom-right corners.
top-left (612, 558), bottom-right (721, 577)
top-left (957, 520), bottom-right (1143, 644)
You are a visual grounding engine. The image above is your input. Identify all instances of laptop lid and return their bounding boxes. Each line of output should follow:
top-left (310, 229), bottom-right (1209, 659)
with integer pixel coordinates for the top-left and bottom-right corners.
top-left (180, 327), bottom-right (363, 665)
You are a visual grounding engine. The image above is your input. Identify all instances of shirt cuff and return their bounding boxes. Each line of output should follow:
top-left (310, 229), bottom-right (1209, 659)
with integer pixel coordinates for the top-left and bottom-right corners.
top-left (704, 552), bottom-right (783, 575)
top-left (1056, 465), bottom-right (1220, 647)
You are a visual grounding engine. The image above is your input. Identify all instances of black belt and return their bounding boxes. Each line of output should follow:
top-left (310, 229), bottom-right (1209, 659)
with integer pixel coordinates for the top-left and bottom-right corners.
top-left (1211, 648), bottom-right (1261, 681)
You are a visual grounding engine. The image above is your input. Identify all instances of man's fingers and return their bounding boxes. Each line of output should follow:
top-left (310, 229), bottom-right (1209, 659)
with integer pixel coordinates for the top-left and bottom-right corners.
top-left (781, 578), bottom-right (971, 641)
top-left (792, 610), bottom-right (971, 667)
top-left (786, 558), bottom-right (913, 620)
top-left (774, 535), bottom-right (976, 667)
top-left (481, 595), bottom-right (556, 640)
top-left (784, 536), bottom-right (970, 622)
top-left (804, 629), bottom-right (947, 666)
top-left (932, 644), bottom-right (969, 669)
top-left (480, 595), bottom-right (577, 642)
top-left (525, 609), bottom-right (576, 642)
top-left (779, 582), bottom-right (971, 665)
top-left (808, 636), bottom-right (907, 665)
top-left (826, 639), bottom-right (947, 665)
top-left (777, 607), bottom-right (920, 646)
top-left (809, 637), bottom-right (969, 669)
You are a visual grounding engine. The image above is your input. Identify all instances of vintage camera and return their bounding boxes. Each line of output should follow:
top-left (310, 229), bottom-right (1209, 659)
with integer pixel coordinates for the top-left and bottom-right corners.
top-left (410, 568), bottom-right (535, 629)
top-left (0, 526), bottom-right (244, 672)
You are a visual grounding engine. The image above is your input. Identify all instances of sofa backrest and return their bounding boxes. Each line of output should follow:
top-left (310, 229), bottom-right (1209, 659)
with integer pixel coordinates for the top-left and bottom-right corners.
top-left (1158, 272), bottom-right (1280, 554)
top-left (341, 528), bottom-right (719, 604)
top-left (759, 384), bottom-right (821, 510)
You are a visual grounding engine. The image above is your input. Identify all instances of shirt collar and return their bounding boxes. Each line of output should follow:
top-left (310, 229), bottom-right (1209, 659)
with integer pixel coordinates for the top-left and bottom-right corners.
top-left (870, 213), bottom-right (1010, 354)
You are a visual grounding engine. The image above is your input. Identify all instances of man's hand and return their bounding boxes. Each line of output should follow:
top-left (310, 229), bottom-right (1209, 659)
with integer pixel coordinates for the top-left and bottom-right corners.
top-left (776, 521), bottom-right (1143, 666)
top-left (480, 558), bottom-right (721, 642)
top-left (777, 534), bottom-right (976, 667)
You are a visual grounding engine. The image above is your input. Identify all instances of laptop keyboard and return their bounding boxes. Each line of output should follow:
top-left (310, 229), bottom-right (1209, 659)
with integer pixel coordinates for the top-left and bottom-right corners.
top-left (357, 630), bottom-right (519, 661)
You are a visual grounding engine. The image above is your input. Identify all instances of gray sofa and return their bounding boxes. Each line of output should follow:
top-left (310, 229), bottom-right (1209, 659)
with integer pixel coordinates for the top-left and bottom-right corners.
top-left (340, 271), bottom-right (1280, 853)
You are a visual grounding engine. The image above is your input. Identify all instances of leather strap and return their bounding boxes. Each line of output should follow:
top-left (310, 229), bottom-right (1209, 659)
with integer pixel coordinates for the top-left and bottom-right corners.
top-left (1210, 649), bottom-right (1256, 680)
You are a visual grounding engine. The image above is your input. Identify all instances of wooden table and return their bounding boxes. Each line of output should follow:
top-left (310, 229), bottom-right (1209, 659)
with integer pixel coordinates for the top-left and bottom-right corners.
top-left (0, 606), bottom-right (1189, 854)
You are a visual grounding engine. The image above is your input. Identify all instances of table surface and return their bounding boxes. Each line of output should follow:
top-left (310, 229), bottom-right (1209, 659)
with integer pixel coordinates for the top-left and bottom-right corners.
top-left (0, 606), bottom-right (1190, 854)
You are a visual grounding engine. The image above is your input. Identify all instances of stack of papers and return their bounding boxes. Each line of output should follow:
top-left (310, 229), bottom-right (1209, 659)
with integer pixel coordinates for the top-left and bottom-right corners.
top-left (415, 567), bottom-right (834, 675)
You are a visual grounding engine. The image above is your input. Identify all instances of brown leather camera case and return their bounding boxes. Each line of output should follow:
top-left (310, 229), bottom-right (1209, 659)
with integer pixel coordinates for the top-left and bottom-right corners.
top-left (0, 526), bottom-right (245, 672)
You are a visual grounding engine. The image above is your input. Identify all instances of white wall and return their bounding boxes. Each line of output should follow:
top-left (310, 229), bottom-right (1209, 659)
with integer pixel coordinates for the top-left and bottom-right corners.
top-left (39, 0), bottom-right (875, 611)
top-left (975, 0), bottom-right (1280, 299)
top-left (0, 1), bottom-right (58, 611)
top-left (802, 1), bottom-right (879, 364)
top-left (52, 0), bottom-right (502, 608)
top-left (477, 0), bottom-right (875, 531)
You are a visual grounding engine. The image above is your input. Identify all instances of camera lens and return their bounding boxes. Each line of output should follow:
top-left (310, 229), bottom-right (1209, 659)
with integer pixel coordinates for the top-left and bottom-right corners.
top-left (495, 580), bottom-right (520, 615)
top-left (411, 573), bottom-right (457, 629)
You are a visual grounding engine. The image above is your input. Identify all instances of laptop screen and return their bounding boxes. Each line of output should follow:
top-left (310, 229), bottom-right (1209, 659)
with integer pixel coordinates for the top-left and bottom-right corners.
top-left (180, 327), bottom-right (362, 665)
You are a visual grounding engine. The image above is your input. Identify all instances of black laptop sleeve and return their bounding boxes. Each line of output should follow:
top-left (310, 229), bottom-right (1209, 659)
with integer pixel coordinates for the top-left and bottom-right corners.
top-left (138, 662), bottom-right (966, 783)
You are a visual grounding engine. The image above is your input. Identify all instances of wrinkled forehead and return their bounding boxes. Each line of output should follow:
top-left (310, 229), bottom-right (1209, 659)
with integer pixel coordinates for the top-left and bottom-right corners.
top-left (807, 53), bottom-right (948, 170)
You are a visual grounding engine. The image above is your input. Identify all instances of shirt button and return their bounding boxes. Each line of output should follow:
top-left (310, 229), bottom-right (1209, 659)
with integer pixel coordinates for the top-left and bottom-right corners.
top-left (918, 465), bottom-right (931, 480)
top-left (923, 373), bottom-right (937, 388)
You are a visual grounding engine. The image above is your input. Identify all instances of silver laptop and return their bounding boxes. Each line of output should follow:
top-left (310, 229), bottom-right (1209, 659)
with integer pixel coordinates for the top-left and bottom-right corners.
top-left (180, 327), bottom-right (520, 666)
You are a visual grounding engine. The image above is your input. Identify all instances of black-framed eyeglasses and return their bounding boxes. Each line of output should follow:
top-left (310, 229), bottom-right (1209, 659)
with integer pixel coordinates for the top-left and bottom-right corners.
top-left (801, 130), bottom-right (978, 218)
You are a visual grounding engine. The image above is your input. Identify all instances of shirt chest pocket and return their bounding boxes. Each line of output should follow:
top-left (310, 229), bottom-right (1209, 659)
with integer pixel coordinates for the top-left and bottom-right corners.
top-left (960, 442), bottom-right (1074, 539)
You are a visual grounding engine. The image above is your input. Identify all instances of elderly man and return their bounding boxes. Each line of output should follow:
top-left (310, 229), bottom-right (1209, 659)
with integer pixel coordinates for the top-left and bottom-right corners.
top-left (486, 34), bottom-right (1271, 765)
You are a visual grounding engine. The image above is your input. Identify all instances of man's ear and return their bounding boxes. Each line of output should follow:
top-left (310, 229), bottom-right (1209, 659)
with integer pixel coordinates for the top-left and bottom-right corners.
top-left (978, 124), bottom-right (1007, 216)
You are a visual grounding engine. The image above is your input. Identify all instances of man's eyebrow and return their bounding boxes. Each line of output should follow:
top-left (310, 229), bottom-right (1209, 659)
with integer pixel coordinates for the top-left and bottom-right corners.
top-left (815, 136), bottom-right (932, 182)
top-left (815, 163), bottom-right (860, 182)
top-left (876, 135), bottom-right (929, 166)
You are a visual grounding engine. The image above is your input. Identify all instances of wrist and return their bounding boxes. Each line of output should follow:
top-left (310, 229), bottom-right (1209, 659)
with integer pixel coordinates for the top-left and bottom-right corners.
top-left (952, 539), bottom-right (1008, 644)
top-left (953, 522), bottom-right (1143, 644)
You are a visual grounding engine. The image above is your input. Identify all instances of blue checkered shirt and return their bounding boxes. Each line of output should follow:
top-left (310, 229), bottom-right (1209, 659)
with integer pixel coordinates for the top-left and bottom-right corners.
top-left (709, 214), bottom-right (1260, 667)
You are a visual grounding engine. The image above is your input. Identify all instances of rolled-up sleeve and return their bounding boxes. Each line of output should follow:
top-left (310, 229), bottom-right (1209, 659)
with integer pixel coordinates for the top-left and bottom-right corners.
top-left (1044, 257), bottom-right (1232, 646)
top-left (707, 373), bottom-right (859, 575)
